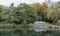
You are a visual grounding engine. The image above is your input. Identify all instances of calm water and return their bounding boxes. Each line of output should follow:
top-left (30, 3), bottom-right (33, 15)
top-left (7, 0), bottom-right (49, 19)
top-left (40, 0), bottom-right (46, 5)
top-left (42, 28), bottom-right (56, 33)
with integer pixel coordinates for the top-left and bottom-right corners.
top-left (0, 28), bottom-right (60, 36)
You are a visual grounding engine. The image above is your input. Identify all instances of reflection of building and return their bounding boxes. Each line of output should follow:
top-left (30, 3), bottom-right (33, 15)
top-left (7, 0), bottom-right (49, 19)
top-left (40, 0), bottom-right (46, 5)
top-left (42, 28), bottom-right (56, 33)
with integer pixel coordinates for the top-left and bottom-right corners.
top-left (34, 21), bottom-right (58, 32)
top-left (34, 21), bottom-right (48, 32)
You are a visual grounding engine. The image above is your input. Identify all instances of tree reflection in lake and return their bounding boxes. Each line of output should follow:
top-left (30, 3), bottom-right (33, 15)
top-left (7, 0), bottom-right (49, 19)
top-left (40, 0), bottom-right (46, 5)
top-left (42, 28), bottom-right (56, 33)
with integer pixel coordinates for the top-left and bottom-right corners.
top-left (0, 28), bottom-right (60, 36)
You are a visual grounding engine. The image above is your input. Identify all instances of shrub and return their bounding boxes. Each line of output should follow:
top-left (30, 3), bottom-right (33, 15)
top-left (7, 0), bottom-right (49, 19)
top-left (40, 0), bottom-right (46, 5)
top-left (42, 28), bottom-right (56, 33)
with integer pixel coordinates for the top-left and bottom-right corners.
top-left (57, 20), bottom-right (60, 24)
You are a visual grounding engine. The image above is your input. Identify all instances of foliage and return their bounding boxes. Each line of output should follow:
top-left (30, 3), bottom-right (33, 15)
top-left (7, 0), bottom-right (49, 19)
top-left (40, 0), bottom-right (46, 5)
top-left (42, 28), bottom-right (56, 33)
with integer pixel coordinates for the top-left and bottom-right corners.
top-left (0, 1), bottom-right (60, 24)
top-left (57, 20), bottom-right (60, 24)
top-left (46, 1), bottom-right (60, 23)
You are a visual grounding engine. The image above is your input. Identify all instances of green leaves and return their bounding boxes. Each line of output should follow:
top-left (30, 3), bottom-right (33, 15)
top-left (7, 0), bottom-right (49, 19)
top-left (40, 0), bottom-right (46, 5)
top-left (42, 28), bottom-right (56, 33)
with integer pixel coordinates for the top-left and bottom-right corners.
top-left (7, 3), bottom-right (38, 24)
top-left (1, 2), bottom-right (60, 24)
top-left (46, 1), bottom-right (60, 23)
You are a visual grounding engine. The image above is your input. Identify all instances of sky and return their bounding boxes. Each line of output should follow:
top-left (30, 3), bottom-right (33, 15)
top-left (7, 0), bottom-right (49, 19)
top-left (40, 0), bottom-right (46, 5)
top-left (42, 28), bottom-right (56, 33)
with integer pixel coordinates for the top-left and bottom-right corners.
top-left (0, 0), bottom-right (59, 6)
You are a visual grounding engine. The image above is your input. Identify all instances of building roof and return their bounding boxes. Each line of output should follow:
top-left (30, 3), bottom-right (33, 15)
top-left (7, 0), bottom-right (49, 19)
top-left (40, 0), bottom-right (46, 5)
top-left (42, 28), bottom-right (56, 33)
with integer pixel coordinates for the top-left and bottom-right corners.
top-left (34, 21), bottom-right (45, 24)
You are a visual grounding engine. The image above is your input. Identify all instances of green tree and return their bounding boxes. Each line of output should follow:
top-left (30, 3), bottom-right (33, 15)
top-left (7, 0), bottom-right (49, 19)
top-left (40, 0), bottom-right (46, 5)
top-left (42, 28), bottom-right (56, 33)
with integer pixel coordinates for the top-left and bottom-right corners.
top-left (0, 5), bottom-right (8, 22)
top-left (6, 3), bottom-right (14, 23)
top-left (46, 1), bottom-right (60, 23)
top-left (12, 3), bottom-right (38, 24)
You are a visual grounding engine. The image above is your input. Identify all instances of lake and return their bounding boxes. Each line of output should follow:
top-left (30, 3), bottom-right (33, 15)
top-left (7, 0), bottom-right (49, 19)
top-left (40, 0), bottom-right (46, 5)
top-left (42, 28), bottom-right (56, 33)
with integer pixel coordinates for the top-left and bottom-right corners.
top-left (0, 28), bottom-right (60, 36)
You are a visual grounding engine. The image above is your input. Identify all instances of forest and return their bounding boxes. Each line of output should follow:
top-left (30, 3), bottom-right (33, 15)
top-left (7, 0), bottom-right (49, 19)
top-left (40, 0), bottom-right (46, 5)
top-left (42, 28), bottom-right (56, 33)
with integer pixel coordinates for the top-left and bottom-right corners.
top-left (0, 0), bottom-right (60, 36)
top-left (0, 1), bottom-right (60, 25)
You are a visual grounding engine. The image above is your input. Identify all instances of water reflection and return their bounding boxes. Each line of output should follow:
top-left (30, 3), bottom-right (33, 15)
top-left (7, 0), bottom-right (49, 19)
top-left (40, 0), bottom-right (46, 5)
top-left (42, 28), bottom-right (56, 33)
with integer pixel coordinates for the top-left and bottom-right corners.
top-left (0, 28), bottom-right (60, 36)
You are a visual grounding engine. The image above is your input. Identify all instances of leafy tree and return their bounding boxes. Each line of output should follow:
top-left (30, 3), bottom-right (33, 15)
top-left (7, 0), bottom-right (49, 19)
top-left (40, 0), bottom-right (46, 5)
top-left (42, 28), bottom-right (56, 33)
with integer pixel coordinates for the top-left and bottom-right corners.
top-left (0, 5), bottom-right (8, 22)
top-left (6, 3), bottom-right (14, 23)
top-left (29, 3), bottom-right (42, 21)
top-left (40, 3), bottom-right (48, 21)
top-left (11, 3), bottom-right (38, 24)
top-left (57, 20), bottom-right (60, 24)
top-left (46, 1), bottom-right (60, 23)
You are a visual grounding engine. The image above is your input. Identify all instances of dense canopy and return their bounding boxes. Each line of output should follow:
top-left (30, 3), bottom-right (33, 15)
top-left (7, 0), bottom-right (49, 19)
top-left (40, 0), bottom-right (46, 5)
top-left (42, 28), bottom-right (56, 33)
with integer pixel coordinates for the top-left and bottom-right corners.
top-left (0, 1), bottom-right (60, 24)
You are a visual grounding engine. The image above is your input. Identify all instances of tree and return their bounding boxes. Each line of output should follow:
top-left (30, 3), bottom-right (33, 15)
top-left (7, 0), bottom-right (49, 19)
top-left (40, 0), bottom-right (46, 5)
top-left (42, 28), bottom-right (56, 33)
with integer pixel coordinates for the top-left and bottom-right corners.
top-left (46, 1), bottom-right (60, 23)
top-left (0, 5), bottom-right (8, 22)
top-left (6, 3), bottom-right (14, 23)
top-left (29, 3), bottom-right (42, 21)
top-left (40, 3), bottom-right (48, 21)
top-left (12, 3), bottom-right (38, 24)
top-left (57, 20), bottom-right (60, 24)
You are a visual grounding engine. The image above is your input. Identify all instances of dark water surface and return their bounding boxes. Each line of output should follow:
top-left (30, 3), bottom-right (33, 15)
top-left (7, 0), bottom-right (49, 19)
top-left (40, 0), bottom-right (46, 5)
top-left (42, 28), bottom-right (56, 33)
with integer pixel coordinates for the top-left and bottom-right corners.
top-left (0, 28), bottom-right (60, 36)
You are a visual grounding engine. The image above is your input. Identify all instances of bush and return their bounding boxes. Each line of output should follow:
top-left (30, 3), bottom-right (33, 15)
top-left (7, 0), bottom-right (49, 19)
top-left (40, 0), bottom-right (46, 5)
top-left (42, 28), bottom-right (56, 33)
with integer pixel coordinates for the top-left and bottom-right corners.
top-left (57, 20), bottom-right (60, 24)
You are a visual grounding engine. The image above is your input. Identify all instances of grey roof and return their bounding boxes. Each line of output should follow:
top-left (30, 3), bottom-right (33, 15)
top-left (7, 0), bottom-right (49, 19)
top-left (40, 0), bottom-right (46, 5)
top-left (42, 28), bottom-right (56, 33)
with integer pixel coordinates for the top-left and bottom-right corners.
top-left (34, 21), bottom-right (45, 24)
